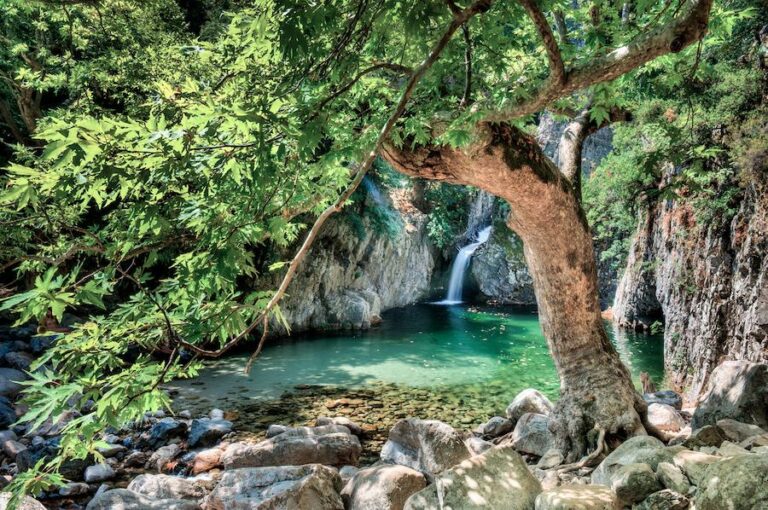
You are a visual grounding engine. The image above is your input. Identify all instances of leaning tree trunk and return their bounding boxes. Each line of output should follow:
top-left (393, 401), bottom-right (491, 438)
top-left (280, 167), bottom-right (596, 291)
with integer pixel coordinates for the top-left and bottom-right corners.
top-left (382, 122), bottom-right (648, 461)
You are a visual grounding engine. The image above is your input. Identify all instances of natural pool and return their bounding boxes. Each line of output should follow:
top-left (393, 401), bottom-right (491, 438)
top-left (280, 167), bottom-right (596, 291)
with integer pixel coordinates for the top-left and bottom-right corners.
top-left (169, 304), bottom-right (665, 428)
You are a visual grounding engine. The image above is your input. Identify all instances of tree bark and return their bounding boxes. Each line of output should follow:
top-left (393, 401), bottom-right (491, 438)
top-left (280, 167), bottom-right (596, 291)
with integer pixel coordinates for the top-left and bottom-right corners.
top-left (382, 123), bottom-right (648, 460)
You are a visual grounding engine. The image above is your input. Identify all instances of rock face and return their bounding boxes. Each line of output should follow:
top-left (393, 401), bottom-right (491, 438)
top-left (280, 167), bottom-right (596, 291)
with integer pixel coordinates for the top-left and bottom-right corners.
top-left (404, 445), bottom-right (541, 510)
top-left (205, 464), bottom-right (343, 510)
top-left (267, 193), bottom-right (435, 333)
top-left (695, 453), bottom-right (768, 509)
top-left (380, 418), bottom-right (470, 474)
top-left (471, 227), bottom-right (537, 305)
top-left (613, 175), bottom-right (768, 398)
top-left (221, 433), bottom-right (361, 469)
top-left (341, 464), bottom-right (426, 510)
top-left (691, 361), bottom-right (768, 429)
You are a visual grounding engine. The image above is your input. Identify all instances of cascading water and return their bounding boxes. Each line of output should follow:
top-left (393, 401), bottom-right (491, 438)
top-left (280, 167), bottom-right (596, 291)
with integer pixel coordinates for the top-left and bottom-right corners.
top-left (436, 226), bottom-right (492, 305)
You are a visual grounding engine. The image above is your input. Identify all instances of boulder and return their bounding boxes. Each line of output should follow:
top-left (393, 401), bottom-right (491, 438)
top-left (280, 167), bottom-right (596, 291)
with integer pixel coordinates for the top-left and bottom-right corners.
top-left (474, 416), bottom-right (513, 439)
top-left (150, 443), bottom-right (181, 472)
top-left (610, 463), bottom-right (662, 505)
top-left (634, 489), bottom-right (690, 510)
top-left (691, 361), bottom-right (768, 430)
top-left (716, 418), bottom-right (767, 443)
top-left (84, 463), bottom-right (115, 483)
top-left (644, 390), bottom-right (683, 410)
top-left (127, 474), bottom-right (206, 500)
top-left (338, 465), bottom-right (358, 484)
top-left (506, 389), bottom-right (553, 424)
top-left (534, 484), bottom-right (620, 510)
top-left (404, 445), bottom-right (541, 510)
top-left (465, 436), bottom-right (494, 455)
top-left (717, 440), bottom-right (750, 457)
top-left (695, 453), bottom-right (768, 509)
top-left (222, 433), bottom-right (361, 469)
top-left (266, 424), bottom-right (290, 438)
top-left (672, 450), bottom-right (719, 486)
top-left (2, 439), bottom-right (26, 457)
top-left (188, 418), bottom-right (232, 447)
top-left (656, 462), bottom-right (690, 494)
top-left (59, 482), bottom-right (90, 497)
top-left (380, 418), bottom-right (470, 474)
top-left (682, 425), bottom-right (725, 448)
top-left (503, 413), bottom-right (555, 457)
top-left (145, 418), bottom-right (187, 448)
top-left (341, 464), bottom-right (426, 510)
top-left (204, 464), bottom-right (343, 510)
top-left (648, 403), bottom-right (686, 432)
top-left (0, 368), bottom-right (27, 398)
top-left (191, 447), bottom-right (223, 475)
top-left (536, 448), bottom-right (564, 469)
top-left (85, 489), bottom-right (200, 510)
top-left (267, 424), bottom-right (351, 438)
top-left (317, 417), bottom-right (363, 436)
top-left (591, 436), bottom-right (674, 485)
top-left (0, 493), bottom-right (46, 510)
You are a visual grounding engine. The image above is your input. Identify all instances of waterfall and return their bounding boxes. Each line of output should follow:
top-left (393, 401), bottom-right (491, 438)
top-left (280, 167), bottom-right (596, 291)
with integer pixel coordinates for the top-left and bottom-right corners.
top-left (436, 226), bottom-right (492, 305)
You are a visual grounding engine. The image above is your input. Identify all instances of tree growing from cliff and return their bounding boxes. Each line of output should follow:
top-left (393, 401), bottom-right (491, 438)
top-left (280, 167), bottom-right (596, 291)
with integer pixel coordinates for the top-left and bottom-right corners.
top-left (0, 0), bottom-right (748, 495)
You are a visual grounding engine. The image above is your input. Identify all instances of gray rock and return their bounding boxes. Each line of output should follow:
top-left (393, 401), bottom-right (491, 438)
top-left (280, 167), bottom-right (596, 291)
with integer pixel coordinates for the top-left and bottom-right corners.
top-left (534, 484), bottom-right (620, 510)
top-left (591, 436), bottom-right (672, 485)
top-left (465, 436), bottom-right (494, 455)
top-left (127, 474), bottom-right (205, 500)
top-left (84, 463), bottom-right (115, 483)
top-left (716, 418), bottom-right (768, 442)
top-left (610, 463), bottom-right (661, 505)
top-left (695, 453), bottom-right (768, 509)
top-left (59, 482), bottom-right (90, 497)
top-left (644, 390), bottom-right (683, 410)
top-left (691, 361), bottom-right (768, 430)
top-left (317, 416), bottom-right (363, 436)
top-left (188, 418), bottom-right (232, 447)
top-left (149, 443), bottom-right (181, 472)
top-left (265, 424), bottom-right (290, 438)
top-left (672, 450), bottom-right (720, 486)
top-left (0, 397), bottom-right (16, 429)
top-left (97, 443), bottom-right (127, 458)
top-left (85, 489), bottom-right (200, 510)
top-left (268, 424), bottom-right (351, 438)
top-left (634, 489), bottom-right (690, 510)
top-left (405, 445), bottom-right (541, 509)
top-left (0, 368), bottom-right (27, 398)
top-left (0, 493), bottom-right (46, 510)
top-left (341, 464), bottom-right (426, 510)
top-left (656, 462), bottom-right (691, 494)
top-left (222, 433), bottom-right (361, 469)
top-left (205, 464), bottom-right (343, 509)
top-left (506, 389), bottom-right (554, 424)
top-left (717, 440), bottom-right (750, 457)
top-left (338, 465), bottom-right (358, 484)
top-left (474, 416), bottom-right (513, 439)
top-left (380, 418), bottom-right (470, 474)
top-left (537, 448), bottom-right (564, 469)
top-left (2, 438), bottom-right (26, 457)
top-left (648, 403), bottom-right (686, 432)
top-left (683, 425), bottom-right (725, 449)
top-left (209, 408), bottom-right (224, 420)
top-left (505, 412), bottom-right (555, 457)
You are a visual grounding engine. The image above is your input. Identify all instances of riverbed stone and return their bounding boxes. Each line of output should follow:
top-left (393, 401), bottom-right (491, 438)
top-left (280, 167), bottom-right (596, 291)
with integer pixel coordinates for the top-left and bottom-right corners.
top-left (648, 403), bottom-right (686, 432)
top-left (656, 462), bottom-right (690, 494)
top-left (0, 397), bottom-right (16, 428)
top-left (672, 450), bottom-right (719, 486)
top-left (341, 464), bottom-right (426, 510)
top-left (191, 447), bottom-right (223, 475)
top-left (317, 416), bottom-right (363, 436)
top-left (221, 433), bottom-right (361, 469)
top-left (84, 463), bottom-right (115, 483)
top-left (695, 453), bottom-right (768, 509)
top-left (504, 412), bottom-right (555, 457)
top-left (146, 417), bottom-right (187, 448)
top-left (85, 489), bottom-right (200, 510)
top-left (635, 489), bottom-right (690, 510)
top-left (716, 418), bottom-right (767, 442)
top-left (404, 445), bottom-right (541, 510)
top-left (150, 443), bottom-right (181, 472)
top-left (506, 389), bottom-right (554, 424)
top-left (591, 436), bottom-right (672, 485)
top-left (188, 418), bottom-right (232, 447)
top-left (610, 462), bottom-right (661, 505)
top-left (691, 361), bottom-right (768, 430)
top-left (266, 424), bottom-right (290, 438)
top-left (534, 484), bottom-right (620, 510)
top-left (380, 418), bottom-right (470, 474)
top-left (205, 464), bottom-right (343, 510)
top-left (59, 482), bottom-right (89, 497)
top-left (128, 473), bottom-right (206, 500)
top-left (0, 493), bottom-right (45, 510)
top-left (0, 368), bottom-right (27, 398)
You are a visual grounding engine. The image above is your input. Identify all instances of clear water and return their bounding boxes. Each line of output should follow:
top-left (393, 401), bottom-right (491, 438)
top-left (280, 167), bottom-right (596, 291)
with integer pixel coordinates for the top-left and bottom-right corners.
top-left (171, 304), bottom-right (665, 405)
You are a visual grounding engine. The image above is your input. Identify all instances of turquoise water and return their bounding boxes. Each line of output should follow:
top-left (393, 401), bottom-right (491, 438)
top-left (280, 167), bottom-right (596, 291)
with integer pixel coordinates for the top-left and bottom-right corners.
top-left (171, 304), bottom-right (665, 405)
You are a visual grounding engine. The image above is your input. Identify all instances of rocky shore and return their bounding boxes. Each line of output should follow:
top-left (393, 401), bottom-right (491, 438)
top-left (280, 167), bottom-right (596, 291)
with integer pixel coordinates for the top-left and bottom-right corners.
top-left (1, 354), bottom-right (766, 509)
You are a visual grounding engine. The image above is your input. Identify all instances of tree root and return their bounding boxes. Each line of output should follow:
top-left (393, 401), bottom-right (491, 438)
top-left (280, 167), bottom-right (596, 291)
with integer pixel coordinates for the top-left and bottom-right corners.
top-left (550, 426), bottom-right (607, 474)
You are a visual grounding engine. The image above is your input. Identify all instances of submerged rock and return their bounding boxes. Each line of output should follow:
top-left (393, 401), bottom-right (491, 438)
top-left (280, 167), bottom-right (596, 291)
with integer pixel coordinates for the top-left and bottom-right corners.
top-left (85, 488), bottom-right (200, 510)
top-left (380, 418), bottom-right (470, 474)
top-left (221, 433), bottom-right (361, 469)
top-left (534, 484), bottom-right (620, 510)
top-left (505, 389), bottom-right (554, 424)
top-left (341, 464), bottom-right (426, 510)
top-left (205, 464), bottom-right (343, 510)
top-left (404, 445), bottom-right (541, 510)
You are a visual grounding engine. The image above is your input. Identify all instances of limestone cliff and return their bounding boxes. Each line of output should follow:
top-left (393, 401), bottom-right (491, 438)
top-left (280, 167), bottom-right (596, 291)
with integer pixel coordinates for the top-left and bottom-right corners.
top-left (614, 177), bottom-right (768, 397)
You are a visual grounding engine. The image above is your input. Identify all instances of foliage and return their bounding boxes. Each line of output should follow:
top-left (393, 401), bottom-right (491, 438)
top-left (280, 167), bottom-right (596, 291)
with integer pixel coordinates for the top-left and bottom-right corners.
top-left (424, 183), bottom-right (471, 249)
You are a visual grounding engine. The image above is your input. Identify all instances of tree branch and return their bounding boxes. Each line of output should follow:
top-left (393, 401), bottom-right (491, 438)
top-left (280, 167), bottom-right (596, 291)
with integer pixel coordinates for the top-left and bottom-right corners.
top-left (312, 62), bottom-right (413, 115)
top-left (460, 24), bottom-right (473, 107)
top-left (518, 0), bottom-right (565, 85)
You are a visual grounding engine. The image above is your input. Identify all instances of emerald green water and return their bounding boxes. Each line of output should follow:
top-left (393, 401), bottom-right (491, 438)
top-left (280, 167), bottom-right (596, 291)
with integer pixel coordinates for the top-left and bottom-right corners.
top-left (171, 304), bottom-right (665, 409)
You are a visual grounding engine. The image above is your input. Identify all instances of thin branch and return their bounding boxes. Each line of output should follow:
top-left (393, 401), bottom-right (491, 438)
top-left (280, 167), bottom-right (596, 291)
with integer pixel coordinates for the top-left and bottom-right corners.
top-left (460, 24), bottom-right (473, 107)
top-left (517, 0), bottom-right (565, 85)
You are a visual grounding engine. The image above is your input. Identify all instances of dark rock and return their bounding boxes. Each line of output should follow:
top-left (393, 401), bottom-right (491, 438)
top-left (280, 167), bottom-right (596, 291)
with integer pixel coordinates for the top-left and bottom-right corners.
top-left (29, 335), bottom-right (57, 354)
top-left (644, 390), bottom-right (683, 410)
top-left (3, 351), bottom-right (34, 371)
top-left (145, 418), bottom-right (187, 448)
top-left (0, 397), bottom-right (17, 429)
top-left (188, 418), bottom-right (232, 447)
top-left (635, 489), bottom-right (690, 510)
top-left (0, 368), bottom-right (28, 398)
top-left (683, 425), bottom-right (725, 448)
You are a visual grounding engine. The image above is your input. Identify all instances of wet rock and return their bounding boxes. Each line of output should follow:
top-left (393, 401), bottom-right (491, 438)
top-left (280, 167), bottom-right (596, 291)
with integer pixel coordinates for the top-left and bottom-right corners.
top-left (656, 462), bottom-right (690, 494)
top-left (85, 488), bottom-right (200, 510)
top-left (317, 416), bottom-right (363, 436)
top-left (695, 453), bottom-right (768, 509)
top-left (474, 416), bottom-right (513, 439)
top-left (128, 474), bottom-right (205, 500)
top-left (380, 418), bottom-right (470, 474)
top-left (188, 418), bottom-right (232, 447)
top-left (635, 489), bottom-right (690, 510)
top-left (465, 436), bottom-right (494, 455)
top-left (209, 408), bottom-right (225, 420)
top-left (84, 463), bottom-right (115, 483)
top-left (146, 418), bottom-right (187, 448)
top-left (98, 443), bottom-right (127, 458)
top-left (0, 493), bottom-right (46, 510)
top-left (672, 450), bottom-right (719, 486)
top-left (504, 412), bottom-right (555, 457)
top-left (4, 351), bottom-right (34, 371)
top-left (644, 390), bottom-right (683, 410)
top-left (0, 368), bottom-right (27, 398)
top-left (691, 361), bottom-right (768, 430)
top-left (591, 436), bottom-right (671, 485)
top-left (716, 418), bottom-right (767, 443)
top-left (648, 403), bottom-right (686, 432)
top-left (191, 447), bottom-right (223, 475)
top-left (404, 445), bottom-right (541, 510)
top-left (149, 443), bottom-right (181, 473)
top-left (610, 463), bottom-right (662, 505)
top-left (683, 425), bottom-right (725, 449)
top-left (222, 433), bottom-right (361, 469)
top-left (534, 484), bottom-right (620, 510)
top-left (29, 335), bottom-right (56, 354)
top-left (341, 464), bottom-right (426, 510)
top-left (506, 389), bottom-right (553, 424)
top-left (205, 464), bottom-right (343, 510)
top-left (0, 397), bottom-right (16, 429)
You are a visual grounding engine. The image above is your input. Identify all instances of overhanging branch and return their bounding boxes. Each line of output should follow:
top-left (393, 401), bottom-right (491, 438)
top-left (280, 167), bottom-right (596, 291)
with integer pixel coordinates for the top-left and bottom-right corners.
top-left (518, 0), bottom-right (565, 85)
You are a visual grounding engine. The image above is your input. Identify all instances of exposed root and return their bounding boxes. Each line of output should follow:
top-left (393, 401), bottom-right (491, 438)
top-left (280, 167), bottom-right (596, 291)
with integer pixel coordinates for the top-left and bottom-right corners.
top-left (552, 426), bottom-right (607, 474)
